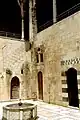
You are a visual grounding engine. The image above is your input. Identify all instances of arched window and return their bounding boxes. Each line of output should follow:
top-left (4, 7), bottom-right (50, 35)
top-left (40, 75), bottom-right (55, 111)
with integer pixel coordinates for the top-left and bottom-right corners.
top-left (36, 48), bottom-right (43, 63)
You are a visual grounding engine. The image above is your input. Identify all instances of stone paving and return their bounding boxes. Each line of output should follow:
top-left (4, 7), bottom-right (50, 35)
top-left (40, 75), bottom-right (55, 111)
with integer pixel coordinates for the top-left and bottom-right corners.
top-left (0, 100), bottom-right (80, 120)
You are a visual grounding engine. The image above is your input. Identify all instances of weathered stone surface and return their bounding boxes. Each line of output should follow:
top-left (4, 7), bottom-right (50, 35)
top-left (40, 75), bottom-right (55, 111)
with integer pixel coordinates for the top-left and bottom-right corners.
top-left (2, 103), bottom-right (37, 120)
top-left (0, 11), bottom-right (80, 105)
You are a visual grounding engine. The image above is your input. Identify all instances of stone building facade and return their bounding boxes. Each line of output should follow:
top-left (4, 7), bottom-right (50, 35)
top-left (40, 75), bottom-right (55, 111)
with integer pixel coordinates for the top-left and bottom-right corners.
top-left (0, 11), bottom-right (80, 108)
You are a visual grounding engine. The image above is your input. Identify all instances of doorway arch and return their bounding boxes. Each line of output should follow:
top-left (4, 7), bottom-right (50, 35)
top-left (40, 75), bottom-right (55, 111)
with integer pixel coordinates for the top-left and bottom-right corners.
top-left (11, 76), bottom-right (20, 99)
top-left (66, 68), bottom-right (79, 107)
top-left (38, 71), bottom-right (43, 100)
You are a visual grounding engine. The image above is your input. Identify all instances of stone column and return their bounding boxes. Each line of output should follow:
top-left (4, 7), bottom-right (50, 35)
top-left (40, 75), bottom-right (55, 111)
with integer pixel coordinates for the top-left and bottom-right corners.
top-left (29, 0), bottom-right (37, 41)
top-left (21, 1), bottom-right (24, 40)
top-left (29, 0), bottom-right (37, 100)
top-left (53, 0), bottom-right (57, 23)
top-left (17, 0), bottom-right (25, 40)
top-left (29, 0), bottom-right (33, 41)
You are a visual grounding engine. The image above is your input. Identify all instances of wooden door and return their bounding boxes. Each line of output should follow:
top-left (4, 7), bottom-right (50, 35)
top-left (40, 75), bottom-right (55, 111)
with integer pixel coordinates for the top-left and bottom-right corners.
top-left (38, 72), bottom-right (43, 100)
top-left (11, 76), bottom-right (20, 99)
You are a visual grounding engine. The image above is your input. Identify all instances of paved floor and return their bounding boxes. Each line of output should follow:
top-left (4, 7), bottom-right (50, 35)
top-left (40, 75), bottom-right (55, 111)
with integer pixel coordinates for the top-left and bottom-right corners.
top-left (0, 100), bottom-right (80, 120)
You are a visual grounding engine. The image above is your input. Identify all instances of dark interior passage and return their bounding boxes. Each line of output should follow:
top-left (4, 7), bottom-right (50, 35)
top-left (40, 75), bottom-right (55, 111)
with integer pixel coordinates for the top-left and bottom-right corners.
top-left (66, 68), bottom-right (79, 107)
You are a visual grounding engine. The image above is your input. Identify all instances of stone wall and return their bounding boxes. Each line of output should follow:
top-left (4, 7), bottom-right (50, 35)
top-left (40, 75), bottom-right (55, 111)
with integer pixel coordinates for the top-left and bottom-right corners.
top-left (34, 11), bottom-right (80, 105)
top-left (0, 37), bottom-right (31, 100)
top-left (0, 10), bottom-right (80, 106)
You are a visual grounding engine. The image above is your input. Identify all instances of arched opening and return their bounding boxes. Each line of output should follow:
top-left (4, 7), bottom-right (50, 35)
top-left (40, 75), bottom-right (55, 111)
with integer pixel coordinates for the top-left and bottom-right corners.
top-left (36, 47), bottom-right (44, 63)
top-left (66, 68), bottom-right (79, 107)
top-left (38, 71), bottom-right (43, 100)
top-left (11, 76), bottom-right (20, 99)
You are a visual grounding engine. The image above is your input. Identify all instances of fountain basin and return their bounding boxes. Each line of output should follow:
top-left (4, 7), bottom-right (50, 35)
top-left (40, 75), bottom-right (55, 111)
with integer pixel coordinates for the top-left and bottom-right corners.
top-left (2, 103), bottom-right (37, 120)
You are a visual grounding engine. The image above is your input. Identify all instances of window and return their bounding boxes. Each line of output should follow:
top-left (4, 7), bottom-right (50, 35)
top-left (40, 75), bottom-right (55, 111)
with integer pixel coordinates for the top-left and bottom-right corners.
top-left (38, 48), bottom-right (40, 51)
top-left (36, 54), bottom-right (39, 63)
top-left (40, 53), bottom-right (43, 62)
top-left (36, 47), bottom-right (44, 63)
top-left (21, 69), bottom-right (23, 74)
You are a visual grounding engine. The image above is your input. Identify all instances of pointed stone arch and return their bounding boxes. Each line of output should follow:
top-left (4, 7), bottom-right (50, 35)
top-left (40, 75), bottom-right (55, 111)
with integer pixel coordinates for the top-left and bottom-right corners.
top-left (10, 76), bottom-right (20, 99)
top-left (66, 67), bottom-right (79, 107)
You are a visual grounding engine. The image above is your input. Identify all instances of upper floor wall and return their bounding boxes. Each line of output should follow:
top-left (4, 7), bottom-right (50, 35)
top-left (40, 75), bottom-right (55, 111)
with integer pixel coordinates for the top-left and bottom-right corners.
top-left (34, 11), bottom-right (80, 103)
top-left (36, 11), bottom-right (80, 60)
top-left (0, 37), bottom-right (26, 74)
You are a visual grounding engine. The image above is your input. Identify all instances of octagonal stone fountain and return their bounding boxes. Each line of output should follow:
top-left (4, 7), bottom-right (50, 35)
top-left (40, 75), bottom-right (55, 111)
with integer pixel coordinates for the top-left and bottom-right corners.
top-left (2, 100), bottom-right (37, 120)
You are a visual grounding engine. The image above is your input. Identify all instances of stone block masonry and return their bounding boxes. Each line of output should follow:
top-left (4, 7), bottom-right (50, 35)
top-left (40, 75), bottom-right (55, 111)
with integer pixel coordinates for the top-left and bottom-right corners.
top-left (0, 10), bottom-right (80, 108)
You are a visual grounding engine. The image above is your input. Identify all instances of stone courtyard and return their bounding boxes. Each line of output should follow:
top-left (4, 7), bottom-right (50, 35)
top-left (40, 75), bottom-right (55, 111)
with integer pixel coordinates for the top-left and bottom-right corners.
top-left (0, 100), bottom-right (80, 120)
top-left (0, 4), bottom-right (80, 119)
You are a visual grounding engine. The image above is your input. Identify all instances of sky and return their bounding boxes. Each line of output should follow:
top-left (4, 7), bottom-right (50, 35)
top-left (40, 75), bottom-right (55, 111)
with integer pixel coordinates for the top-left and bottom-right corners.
top-left (0, 0), bottom-right (21, 33)
top-left (0, 0), bottom-right (79, 39)
top-left (56, 0), bottom-right (80, 14)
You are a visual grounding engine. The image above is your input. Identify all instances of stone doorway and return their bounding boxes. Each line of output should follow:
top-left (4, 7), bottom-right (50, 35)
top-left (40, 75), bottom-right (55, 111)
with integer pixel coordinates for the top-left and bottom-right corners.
top-left (38, 71), bottom-right (43, 100)
top-left (11, 76), bottom-right (20, 99)
top-left (66, 68), bottom-right (79, 107)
